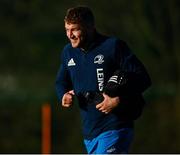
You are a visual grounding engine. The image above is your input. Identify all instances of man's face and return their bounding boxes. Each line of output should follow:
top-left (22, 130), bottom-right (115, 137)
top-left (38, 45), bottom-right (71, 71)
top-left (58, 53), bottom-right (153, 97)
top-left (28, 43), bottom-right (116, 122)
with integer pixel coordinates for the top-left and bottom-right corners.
top-left (65, 22), bottom-right (87, 48)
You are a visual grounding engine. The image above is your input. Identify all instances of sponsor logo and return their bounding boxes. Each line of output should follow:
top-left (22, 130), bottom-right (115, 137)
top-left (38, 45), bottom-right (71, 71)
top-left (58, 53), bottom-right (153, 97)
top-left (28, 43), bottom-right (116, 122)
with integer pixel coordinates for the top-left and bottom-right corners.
top-left (96, 68), bottom-right (104, 91)
top-left (108, 75), bottom-right (118, 83)
top-left (68, 58), bottom-right (76, 66)
top-left (94, 54), bottom-right (104, 64)
top-left (107, 146), bottom-right (116, 153)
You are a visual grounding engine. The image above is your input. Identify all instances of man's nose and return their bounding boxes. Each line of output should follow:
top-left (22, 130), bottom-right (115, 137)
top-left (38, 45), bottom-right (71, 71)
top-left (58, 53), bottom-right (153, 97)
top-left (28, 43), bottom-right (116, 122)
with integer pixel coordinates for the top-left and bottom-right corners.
top-left (67, 31), bottom-right (74, 39)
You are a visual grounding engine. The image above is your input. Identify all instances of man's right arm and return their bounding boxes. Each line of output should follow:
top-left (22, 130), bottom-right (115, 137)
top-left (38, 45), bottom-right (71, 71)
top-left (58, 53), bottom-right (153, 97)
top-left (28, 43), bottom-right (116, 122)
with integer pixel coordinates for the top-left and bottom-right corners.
top-left (55, 51), bottom-right (73, 106)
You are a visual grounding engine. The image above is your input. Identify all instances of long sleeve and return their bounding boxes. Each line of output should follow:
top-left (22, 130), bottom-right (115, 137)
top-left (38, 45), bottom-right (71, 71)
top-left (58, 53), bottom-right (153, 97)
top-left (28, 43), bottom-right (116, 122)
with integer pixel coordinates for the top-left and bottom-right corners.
top-left (104, 39), bottom-right (151, 120)
top-left (111, 40), bottom-right (151, 95)
top-left (55, 50), bottom-right (72, 103)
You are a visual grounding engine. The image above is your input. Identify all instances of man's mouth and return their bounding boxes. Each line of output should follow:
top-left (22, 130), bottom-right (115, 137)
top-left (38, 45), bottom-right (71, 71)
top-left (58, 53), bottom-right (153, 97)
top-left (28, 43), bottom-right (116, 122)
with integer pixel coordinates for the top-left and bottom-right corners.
top-left (70, 39), bottom-right (77, 43)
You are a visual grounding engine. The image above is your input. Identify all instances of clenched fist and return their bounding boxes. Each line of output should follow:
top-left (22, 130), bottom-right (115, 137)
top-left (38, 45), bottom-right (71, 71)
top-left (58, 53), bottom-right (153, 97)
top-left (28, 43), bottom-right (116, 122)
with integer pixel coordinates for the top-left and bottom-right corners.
top-left (62, 90), bottom-right (75, 108)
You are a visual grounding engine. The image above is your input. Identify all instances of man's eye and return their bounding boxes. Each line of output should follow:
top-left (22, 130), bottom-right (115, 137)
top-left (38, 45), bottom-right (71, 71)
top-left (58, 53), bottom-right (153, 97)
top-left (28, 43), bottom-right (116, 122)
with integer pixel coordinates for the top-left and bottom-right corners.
top-left (74, 28), bottom-right (81, 31)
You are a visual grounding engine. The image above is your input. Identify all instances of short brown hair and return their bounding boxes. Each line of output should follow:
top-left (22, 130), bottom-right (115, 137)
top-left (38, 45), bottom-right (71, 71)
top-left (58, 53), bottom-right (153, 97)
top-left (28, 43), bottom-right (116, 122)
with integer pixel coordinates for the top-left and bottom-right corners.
top-left (64, 6), bottom-right (95, 27)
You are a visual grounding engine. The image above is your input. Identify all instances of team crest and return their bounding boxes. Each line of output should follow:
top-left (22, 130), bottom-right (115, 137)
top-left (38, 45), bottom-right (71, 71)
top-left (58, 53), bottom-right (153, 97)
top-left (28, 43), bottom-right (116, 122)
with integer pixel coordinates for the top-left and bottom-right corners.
top-left (94, 54), bottom-right (104, 64)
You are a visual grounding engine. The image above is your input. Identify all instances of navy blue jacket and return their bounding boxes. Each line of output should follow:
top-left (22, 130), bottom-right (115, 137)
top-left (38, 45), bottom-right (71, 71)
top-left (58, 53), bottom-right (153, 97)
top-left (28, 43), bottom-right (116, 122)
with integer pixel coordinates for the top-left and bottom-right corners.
top-left (55, 33), bottom-right (151, 139)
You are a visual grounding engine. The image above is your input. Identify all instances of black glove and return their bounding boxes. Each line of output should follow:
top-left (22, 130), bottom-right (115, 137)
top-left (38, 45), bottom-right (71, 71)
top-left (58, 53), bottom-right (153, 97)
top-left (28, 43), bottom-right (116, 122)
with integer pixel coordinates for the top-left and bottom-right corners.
top-left (104, 70), bottom-right (127, 97)
top-left (103, 70), bottom-right (145, 120)
top-left (85, 91), bottom-right (104, 105)
top-left (86, 70), bottom-right (125, 105)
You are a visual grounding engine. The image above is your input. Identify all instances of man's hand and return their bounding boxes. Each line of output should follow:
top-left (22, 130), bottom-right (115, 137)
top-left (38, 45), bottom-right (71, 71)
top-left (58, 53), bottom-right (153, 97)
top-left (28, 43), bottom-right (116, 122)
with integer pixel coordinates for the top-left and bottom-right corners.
top-left (62, 90), bottom-right (75, 108)
top-left (96, 93), bottom-right (120, 114)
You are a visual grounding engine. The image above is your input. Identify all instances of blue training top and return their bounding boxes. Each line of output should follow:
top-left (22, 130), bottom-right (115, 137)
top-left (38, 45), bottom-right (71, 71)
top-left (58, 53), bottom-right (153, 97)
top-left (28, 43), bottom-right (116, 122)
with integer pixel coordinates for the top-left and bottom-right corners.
top-left (55, 33), bottom-right (151, 139)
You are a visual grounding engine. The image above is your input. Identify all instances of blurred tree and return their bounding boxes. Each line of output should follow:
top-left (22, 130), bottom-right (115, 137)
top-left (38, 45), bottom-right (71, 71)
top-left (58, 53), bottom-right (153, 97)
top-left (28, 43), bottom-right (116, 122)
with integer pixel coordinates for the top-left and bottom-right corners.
top-left (0, 0), bottom-right (180, 153)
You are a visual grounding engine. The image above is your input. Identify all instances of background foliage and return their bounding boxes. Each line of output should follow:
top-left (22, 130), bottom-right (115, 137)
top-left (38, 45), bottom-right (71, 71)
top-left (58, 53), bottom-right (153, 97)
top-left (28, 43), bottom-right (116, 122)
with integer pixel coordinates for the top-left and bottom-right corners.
top-left (0, 0), bottom-right (180, 153)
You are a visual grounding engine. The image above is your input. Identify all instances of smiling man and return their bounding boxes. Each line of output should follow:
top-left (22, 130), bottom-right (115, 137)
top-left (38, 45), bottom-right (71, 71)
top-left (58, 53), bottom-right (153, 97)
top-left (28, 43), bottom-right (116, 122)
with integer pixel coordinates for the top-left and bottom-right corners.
top-left (64, 8), bottom-right (95, 50)
top-left (55, 6), bottom-right (151, 154)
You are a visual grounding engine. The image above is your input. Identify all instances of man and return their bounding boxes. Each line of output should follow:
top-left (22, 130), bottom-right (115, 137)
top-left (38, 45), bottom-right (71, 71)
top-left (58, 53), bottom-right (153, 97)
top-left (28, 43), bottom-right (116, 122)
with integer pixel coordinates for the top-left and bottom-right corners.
top-left (55, 6), bottom-right (151, 154)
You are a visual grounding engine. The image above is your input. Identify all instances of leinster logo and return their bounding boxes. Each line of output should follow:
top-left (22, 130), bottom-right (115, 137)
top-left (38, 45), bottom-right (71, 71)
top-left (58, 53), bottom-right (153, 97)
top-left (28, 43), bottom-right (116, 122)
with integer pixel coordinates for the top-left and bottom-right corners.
top-left (94, 54), bottom-right (104, 64)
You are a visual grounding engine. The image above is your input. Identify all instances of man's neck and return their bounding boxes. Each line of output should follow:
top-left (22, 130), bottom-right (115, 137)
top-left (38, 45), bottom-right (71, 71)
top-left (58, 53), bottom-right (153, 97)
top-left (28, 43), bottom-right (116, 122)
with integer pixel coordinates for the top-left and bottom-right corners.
top-left (80, 29), bottom-right (97, 52)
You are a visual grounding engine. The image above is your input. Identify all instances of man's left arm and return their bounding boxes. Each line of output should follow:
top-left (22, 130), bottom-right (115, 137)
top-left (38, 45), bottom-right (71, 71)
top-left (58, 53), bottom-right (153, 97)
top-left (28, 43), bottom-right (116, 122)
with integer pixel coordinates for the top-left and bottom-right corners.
top-left (106, 40), bottom-right (151, 96)
top-left (96, 40), bottom-right (151, 114)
